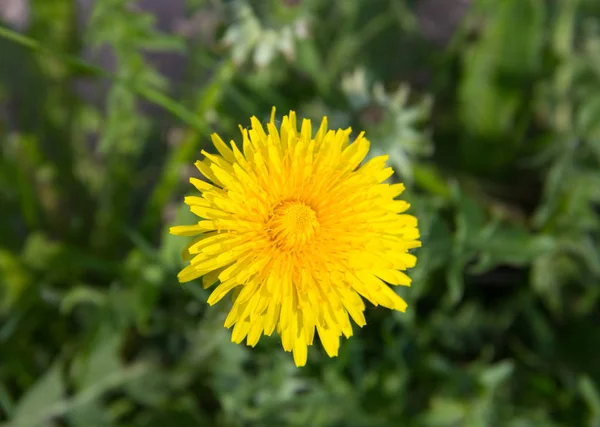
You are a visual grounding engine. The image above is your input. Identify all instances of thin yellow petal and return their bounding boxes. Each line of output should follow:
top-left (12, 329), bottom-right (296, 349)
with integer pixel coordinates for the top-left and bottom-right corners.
top-left (170, 108), bottom-right (420, 366)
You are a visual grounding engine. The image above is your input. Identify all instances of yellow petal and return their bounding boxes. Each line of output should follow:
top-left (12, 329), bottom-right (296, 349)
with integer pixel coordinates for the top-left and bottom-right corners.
top-left (170, 108), bottom-right (421, 367)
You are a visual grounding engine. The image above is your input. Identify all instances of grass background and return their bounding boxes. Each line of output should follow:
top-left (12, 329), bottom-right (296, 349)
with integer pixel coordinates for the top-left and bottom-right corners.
top-left (1, 0), bottom-right (600, 426)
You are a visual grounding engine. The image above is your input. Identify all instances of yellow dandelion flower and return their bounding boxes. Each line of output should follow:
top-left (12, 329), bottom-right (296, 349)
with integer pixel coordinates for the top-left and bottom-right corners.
top-left (170, 108), bottom-right (421, 366)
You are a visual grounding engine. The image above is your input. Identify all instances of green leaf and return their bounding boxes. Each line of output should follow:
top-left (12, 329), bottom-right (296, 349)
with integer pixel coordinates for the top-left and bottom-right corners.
top-left (471, 226), bottom-right (557, 273)
top-left (295, 39), bottom-right (327, 92)
top-left (578, 95), bottom-right (600, 159)
top-left (160, 202), bottom-right (198, 268)
top-left (139, 34), bottom-right (185, 52)
top-left (67, 402), bottom-right (113, 427)
top-left (0, 249), bottom-right (30, 313)
top-left (421, 398), bottom-right (465, 426)
top-left (20, 232), bottom-right (63, 271)
top-left (11, 361), bottom-right (64, 426)
top-left (553, 0), bottom-right (580, 58)
top-left (479, 360), bottom-right (514, 390)
top-left (458, 0), bottom-right (545, 171)
top-left (452, 184), bottom-right (486, 246)
top-left (413, 165), bottom-right (451, 199)
top-left (0, 382), bottom-right (15, 420)
top-left (60, 286), bottom-right (107, 315)
top-left (493, 0), bottom-right (545, 77)
top-left (0, 25), bottom-right (205, 130)
top-left (578, 375), bottom-right (600, 427)
top-left (530, 253), bottom-right (563, 313)
top-left (446, 255), bottom-right (468, 305)
top-left (79, 332), bottom-right (124, 390)
top-left (124, 370), bottom-right (171, 406)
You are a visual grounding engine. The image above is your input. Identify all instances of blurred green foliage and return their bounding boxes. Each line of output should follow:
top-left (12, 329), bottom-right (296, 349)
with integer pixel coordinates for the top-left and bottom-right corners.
top-left (1, 0), bottom-right (600, 426)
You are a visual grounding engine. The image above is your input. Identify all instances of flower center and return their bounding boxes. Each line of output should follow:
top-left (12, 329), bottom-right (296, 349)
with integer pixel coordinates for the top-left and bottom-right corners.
top-left (269, 201), bottom-right (319, 250)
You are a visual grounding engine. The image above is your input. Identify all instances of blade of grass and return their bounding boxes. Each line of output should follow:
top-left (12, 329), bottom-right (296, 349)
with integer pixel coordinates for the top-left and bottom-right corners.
top-left (140, 58), bottom-right (235, 232)
top-left (0, 25), bottom-right (205, 131)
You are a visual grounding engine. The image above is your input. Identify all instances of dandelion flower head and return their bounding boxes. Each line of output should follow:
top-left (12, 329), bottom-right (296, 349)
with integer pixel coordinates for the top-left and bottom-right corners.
top-left (170, 108), bottom-right (421, 366)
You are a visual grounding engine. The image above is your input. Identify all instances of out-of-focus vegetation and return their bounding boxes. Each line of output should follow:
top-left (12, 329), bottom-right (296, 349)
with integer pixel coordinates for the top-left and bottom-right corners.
top-left (1, 0), bottom-right (600, 425)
